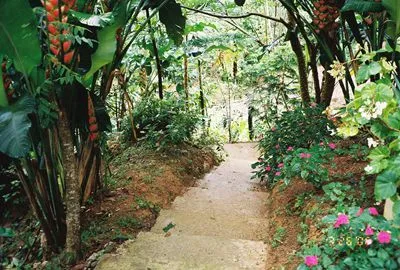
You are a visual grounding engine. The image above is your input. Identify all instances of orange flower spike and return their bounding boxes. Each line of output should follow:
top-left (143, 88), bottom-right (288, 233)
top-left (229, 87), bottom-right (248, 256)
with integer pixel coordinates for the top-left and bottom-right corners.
top-left (63, 50), bottom-right (74, 64)
top-left (63, 40), bottom-right (72, 52)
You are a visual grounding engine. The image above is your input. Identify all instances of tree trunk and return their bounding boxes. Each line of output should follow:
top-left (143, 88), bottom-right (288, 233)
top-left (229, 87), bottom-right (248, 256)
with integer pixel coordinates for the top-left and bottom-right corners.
top-left (309, 45), bottom-right (321, 103)
top-left (248, 105), bottom-right (254, 141)
top-left (198, 60), bottom-right (205, 119)
top-left (288, 13), bottom-right (310, 105)
top-left (146, 9), bottom-right (163, 100)
top-left (184, 55), bottom-right (189, 102)
top-left (59, 109), bottom-right (80, 262)
top-left (320, 68), bottom-right (336, 107)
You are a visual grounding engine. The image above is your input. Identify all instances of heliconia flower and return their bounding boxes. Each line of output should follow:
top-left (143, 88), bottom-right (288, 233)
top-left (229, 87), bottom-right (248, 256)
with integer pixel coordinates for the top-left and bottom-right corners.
top-left (328, 142), bottom-right (336, 150)
top-left (304, 255), bottom-right (318, 267)
top-left (365, 225), bottom-right (374, 236)
top-left (356, 208), bottom-right (364, 216)
top-left (287, 146), bottom-right (294, 151)
top-left (265, 166), bottom-right (271, 172)
top-left (334, 214), bottom-right (349, 228)
top-left (278, 163), bottom-right (284, 168)
top-left (365, 238), bottom-right (373, 246)
top-left (377, 231), bottom-right (391, 244)
top-left (369, 207), bottom-right (379, 216)
top-left (275, 171), bottom-right (281, 176)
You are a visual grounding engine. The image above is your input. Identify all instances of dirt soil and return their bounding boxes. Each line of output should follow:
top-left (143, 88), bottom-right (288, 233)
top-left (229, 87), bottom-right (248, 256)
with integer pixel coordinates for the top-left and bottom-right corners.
top-left (265, 151), bottom-right (376, 270)
top-left (79, 143), bottom-right (218, 260)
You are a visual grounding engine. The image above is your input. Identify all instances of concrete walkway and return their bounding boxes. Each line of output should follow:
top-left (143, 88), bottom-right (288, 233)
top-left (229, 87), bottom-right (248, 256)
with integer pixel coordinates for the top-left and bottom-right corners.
top-left (96, 143), bottom-right (268, 270)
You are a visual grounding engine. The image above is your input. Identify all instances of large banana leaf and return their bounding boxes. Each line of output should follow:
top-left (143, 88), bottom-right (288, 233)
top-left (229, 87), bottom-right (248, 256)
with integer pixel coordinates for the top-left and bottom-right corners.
top-left (383, 0), bottom-right (400, 39)
top-left (0, 96), bottom-right (35, 158)
top-left (341, 0), bottom-right (384, 13)
top-left (0, 0), bottom-right (41, 76)
top-left (159, 0), bottom-right (186, 45)
top-left (83, 1), bottom-right (129, 80)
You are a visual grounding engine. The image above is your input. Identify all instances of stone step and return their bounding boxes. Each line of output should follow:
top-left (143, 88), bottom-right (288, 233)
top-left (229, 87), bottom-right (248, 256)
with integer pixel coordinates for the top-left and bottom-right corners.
top-left (170, 187), bottom-right (268, 217)
top-left (96, 232), bottom-right (267, 270)
top-left (151, 209), bottom-right (268, 241)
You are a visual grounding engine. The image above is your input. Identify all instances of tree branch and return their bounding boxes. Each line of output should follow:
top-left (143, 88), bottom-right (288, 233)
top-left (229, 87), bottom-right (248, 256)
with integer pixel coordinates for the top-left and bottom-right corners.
top-left (181, 5), bottom-right (289, 27)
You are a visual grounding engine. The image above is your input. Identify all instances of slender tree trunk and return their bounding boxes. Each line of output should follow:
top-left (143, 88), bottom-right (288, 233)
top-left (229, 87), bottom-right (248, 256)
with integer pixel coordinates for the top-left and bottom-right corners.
top-left (287, 13), bottom-right (310, 105)
top-left (198, 60), bottom-right (205, 120)
top-left (184, 55), bottom-right (189, 102)
top-left (248, 105), bottom-right (254, 141)
top-left (146, 9), bottom-right (163, 99)
top-left (320, 68), bottom-right (336, 107)
top-left (59, 109), bottom-right (80, 261)
top-left (309, 45), bottom-right (321, 103)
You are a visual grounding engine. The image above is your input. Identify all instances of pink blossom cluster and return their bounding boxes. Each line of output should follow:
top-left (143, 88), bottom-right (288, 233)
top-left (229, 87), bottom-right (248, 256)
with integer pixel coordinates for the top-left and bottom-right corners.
top-left (335, 207), bottom-right (392, 245)
top-left (300, 152), bottom-right (312, 159)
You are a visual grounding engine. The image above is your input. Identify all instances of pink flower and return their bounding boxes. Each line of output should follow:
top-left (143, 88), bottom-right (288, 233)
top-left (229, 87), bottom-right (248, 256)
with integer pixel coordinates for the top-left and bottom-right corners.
top-left (356, 208), bottom-right (364, 216)
top-left (365, 225), bottom-right (374, 236)
top-left (300, 153), bottom-right (312, 159)
top-left (328, 142), bottom-right (336, 150)
top-left (271, 127), bottom-right (276, 131)
top-left (369, 207), bottom-right (379, 216)
top-left (310, 102), bottom-right (317, 108)
top-left (275, 144), bottom-right (280, 149)
top-left (377, 231), bottom-right (391, 244)
top-left (278, 163), bottom-right (284, 168)
top-left (265, 166), bottom-right (271, 172)
top-left (287, 146), bottom-right (294, 151)
top-left (365, 238), bottom-right (373, 246)
top-left (334, 214), bottom-right (349, 228)
top-left (275, 171), bottom-right (281, 176)
top-left (319, 142), bottom-right (325, 146)
top-left (304, 255), bottom-right (318, 267)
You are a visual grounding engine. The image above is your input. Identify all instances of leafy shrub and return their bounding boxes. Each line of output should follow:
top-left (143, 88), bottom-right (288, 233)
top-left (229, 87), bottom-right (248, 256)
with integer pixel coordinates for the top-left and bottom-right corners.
top-left (122, 98), bottom-right (201, 148)
top-left (280, 145), bottom-right (332, 188)
top-left (298, 206), bottom-right (400, 269)
top-left (253, 106), bottom-right (335, 187)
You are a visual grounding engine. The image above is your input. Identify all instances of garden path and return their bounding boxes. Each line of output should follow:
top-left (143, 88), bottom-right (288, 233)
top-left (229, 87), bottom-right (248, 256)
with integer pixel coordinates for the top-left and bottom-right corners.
top-left (96, 143), bottom-right (269, 269)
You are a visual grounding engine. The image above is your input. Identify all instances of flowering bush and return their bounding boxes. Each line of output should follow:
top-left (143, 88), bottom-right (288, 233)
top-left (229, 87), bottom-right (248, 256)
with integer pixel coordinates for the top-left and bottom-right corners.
top-left (280, 145), bottom-right (332, 188)
top-left (253, 106), bottom-right (335, 187)
top-left (337, 53), bottom-right (400, 220)
top-left (298, 206), bottom-right (400, 269)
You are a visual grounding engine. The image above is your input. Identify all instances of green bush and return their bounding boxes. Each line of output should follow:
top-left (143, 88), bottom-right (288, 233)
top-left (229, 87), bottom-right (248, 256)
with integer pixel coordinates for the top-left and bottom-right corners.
top-left (122, 98), bottom-right (201, 148)
top-left (252, 106), bottom-right (335, 187)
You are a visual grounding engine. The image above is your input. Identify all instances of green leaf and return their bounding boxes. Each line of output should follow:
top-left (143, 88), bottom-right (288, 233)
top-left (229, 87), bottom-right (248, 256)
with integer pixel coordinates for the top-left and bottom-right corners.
top-left (162, 222), bottom-right (175, 233)
top-left (369, 62), bottom-right (382, 76)
top-left (356, 64), bottom-right (370, 83)
top-left (0, 0), bottom-right (41, 75)
top-left (83, 1), bottom-right (128, 80)
top-left (0, 96), bottom-right (35, 158)
top-left (341, 0), bottom-right (384, 13)
top-left (368, 146), bottom-right (390, 161)
top-left (69, 11), bottom-right (114, 27)
top-left (383, 0), bottom-right (400, 39)
top-left (375, 170), bottom-right (398, 200)
top-left (371, 122), bottom-right (391, 138)
top-left (0, 227), bottom-right (14, 237)
top-left (389, 138), bottom-right (400, 151)
top-left (367, 159), bottom-right (389, 174)
top-left (159, 0), bottom-right (186, 45)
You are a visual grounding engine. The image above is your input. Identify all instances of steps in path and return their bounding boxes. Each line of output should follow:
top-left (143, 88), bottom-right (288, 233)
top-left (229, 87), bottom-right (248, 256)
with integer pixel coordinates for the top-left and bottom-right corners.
top-left (96, 143), bottom-right (268, 270)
